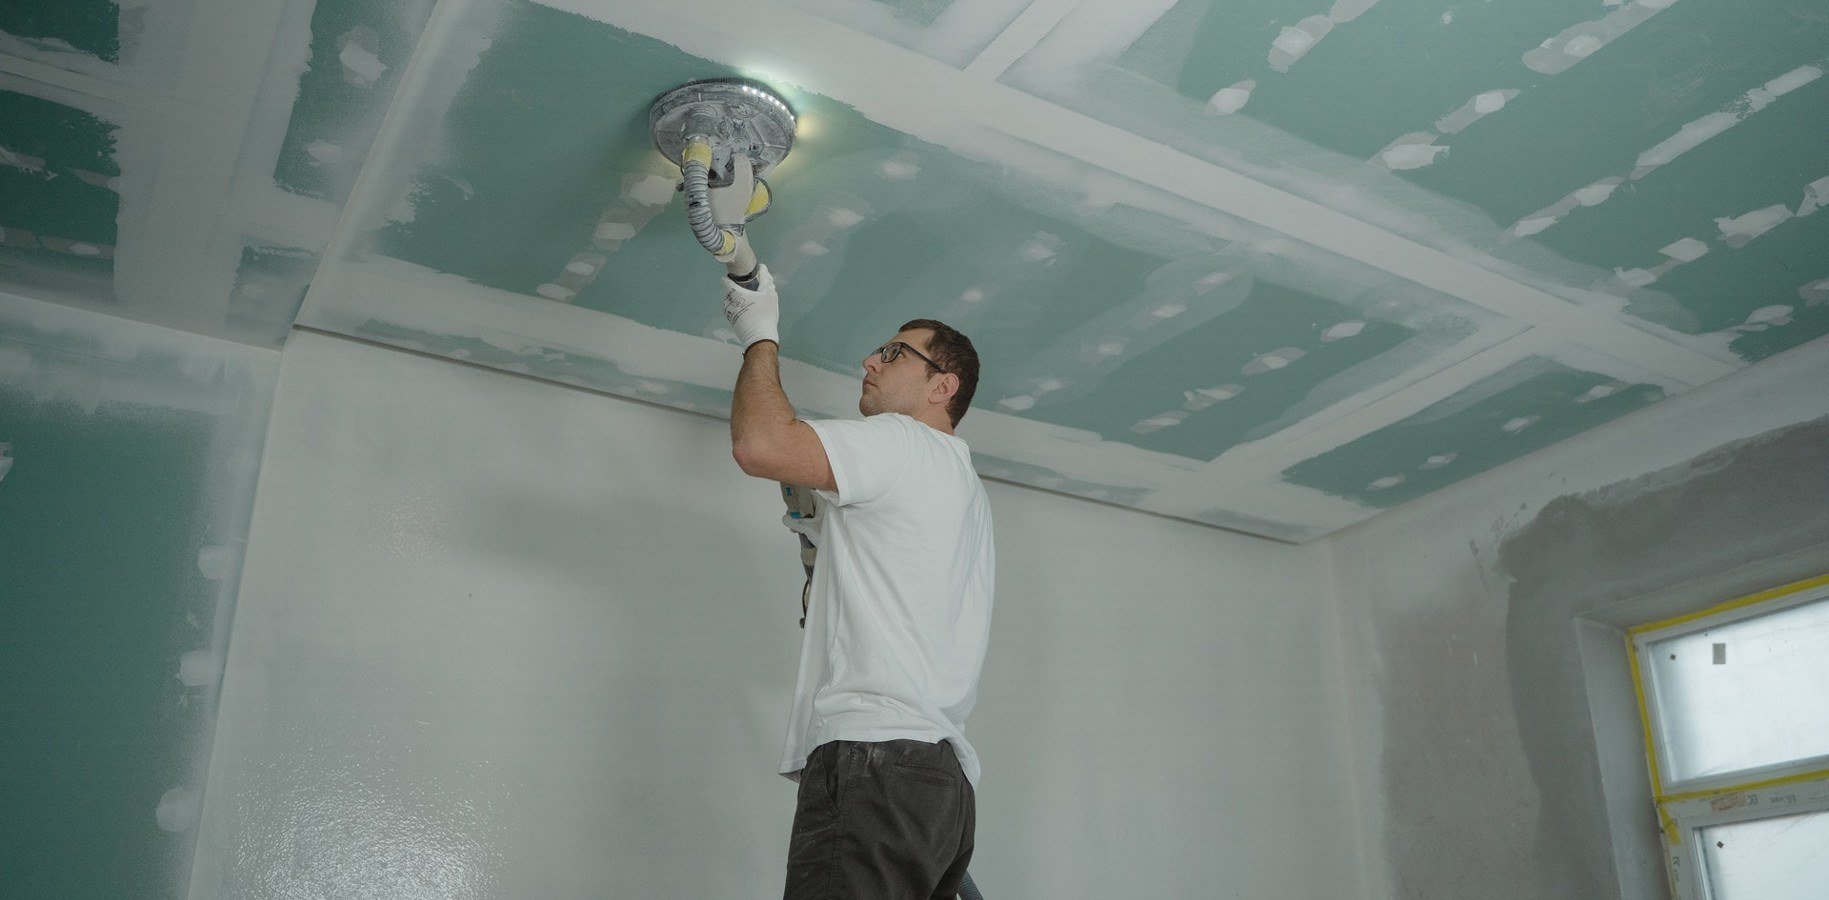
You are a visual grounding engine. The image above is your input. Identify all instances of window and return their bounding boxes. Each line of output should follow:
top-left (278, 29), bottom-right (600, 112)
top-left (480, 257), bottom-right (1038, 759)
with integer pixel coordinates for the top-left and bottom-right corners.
top-left (1628, 574), bottom-right (1829, 900)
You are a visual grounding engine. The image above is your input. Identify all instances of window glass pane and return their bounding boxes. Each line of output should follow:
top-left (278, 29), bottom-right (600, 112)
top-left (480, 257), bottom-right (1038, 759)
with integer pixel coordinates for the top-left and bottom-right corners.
top-left (1646, 596), bottom-right (1829, 783)
top-left (1701, 810), bottom-right (1829, 900)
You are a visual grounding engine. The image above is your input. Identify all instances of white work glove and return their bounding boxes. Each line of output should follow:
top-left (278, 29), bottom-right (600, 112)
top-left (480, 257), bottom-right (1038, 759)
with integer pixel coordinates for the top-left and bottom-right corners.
top-left (781, 511), bottom-right (822, 546)
top-left (723, 264), bottom-right (780, 350)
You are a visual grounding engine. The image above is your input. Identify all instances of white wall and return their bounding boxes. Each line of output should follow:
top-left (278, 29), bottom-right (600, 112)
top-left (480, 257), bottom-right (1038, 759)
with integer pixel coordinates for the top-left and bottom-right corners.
top-left (1324, 340), bottom-right (1829, 899)
top-left (187, 330), bottom-right (1368, 899)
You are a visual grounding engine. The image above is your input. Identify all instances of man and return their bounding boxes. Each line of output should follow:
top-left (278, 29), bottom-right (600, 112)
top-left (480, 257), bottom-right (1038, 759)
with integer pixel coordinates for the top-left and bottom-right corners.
top-left (722, 265), bottom-right (995, 900)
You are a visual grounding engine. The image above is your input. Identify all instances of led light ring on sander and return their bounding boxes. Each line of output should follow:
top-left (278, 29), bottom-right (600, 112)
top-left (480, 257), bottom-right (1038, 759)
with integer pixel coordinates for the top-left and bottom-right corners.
top-left (648, 78), bottom-right (796, 177)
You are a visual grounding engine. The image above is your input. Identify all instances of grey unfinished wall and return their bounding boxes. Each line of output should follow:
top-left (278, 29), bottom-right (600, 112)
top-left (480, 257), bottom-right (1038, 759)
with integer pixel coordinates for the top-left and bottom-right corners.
top-left (188, 330), bottom-right (1369, 899)
top-left (1326, 340), bottom-right (1829, 899)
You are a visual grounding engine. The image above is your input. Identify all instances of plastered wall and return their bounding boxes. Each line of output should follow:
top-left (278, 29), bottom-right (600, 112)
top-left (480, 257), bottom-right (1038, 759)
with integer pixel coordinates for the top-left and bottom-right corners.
top-left (186, 329), bottom-right (1367, 899)
top-left (1325, 340), bottom-right (1829, 899)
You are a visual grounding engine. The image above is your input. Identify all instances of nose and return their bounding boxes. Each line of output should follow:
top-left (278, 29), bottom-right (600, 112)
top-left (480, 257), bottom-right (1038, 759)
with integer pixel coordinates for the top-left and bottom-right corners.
top-left (862, 352), bottom-right (883, 374)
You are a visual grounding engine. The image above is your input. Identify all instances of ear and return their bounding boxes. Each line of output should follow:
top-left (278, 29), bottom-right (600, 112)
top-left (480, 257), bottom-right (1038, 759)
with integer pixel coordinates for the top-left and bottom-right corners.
top-left (928, 372), bottom-right (960, 407)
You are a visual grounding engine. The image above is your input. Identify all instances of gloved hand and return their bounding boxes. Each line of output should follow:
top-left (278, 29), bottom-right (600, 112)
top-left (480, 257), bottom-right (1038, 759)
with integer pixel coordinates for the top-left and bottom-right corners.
top-left (781, 511), bottom-right (822, 546)
top-left (723, 264), bottom-right (779, 349)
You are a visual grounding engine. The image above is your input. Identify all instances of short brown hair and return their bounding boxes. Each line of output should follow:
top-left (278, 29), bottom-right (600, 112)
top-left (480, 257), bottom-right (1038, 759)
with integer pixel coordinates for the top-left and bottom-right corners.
top-left (901, 318), bottom-right (979, 427)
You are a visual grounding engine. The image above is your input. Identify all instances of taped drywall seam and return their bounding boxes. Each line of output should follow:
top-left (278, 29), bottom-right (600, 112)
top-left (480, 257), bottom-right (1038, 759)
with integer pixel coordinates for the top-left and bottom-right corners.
top-left (0, 73), bottom-right (125, 267)
top-left (1373, 0), bottom-right (1687, 169)
top-left (1193, 0), bottom-right (1388, 119)
top-left (301, 0), bottom-right (503, 324)
top-left (533, 167), bottom-right (677, 304)
top-left (960, 0), bottom-right (1085, 81)
top-left (1524, 0), bottom-right (1680, 78)
top-left (327, 256), bottom-right (1201, 493)
top-left (1505, 63), bottom-right (1824, 242)
top-left (1605, 174), bottom-right (1829, 335)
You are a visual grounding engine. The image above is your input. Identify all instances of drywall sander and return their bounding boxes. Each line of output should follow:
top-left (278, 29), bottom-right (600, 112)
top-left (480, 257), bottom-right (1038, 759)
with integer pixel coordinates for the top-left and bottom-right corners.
top-left (648, 78), bottom-right (796, 288)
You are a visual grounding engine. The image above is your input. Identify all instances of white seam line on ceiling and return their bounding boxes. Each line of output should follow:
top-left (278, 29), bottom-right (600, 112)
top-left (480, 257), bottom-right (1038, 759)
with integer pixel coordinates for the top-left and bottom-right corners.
top-left (960, 0), bottom-right (1084, 83)
top-left (1369, 0), bottom-right (1688, 172)
top-left (1506, 63), bottom-right (1825, 242)
top-left (301, 0), bottom-right (500, 324)
top-left (551, 0), bottom-right (1738, 390)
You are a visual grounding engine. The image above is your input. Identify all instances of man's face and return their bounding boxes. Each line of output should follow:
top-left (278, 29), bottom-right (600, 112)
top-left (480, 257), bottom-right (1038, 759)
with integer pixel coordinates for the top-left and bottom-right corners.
top-left (859, 329), bottom-right (940, 418)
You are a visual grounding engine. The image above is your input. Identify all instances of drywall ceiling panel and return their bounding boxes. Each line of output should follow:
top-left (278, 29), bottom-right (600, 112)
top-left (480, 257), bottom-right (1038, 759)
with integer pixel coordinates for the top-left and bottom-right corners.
top-left (0, 1), bottom-right (124, 61)
top-left (4, 0), bottom-right (1824, 541)
top-left (0, 0), bottom-right (337, 347)
top-left (1002, 0), bottom-right (1829, 362)
top-left (770, 0), bottom-right (1033, 68)
top-left (0, 85), bottom-right (122, 294)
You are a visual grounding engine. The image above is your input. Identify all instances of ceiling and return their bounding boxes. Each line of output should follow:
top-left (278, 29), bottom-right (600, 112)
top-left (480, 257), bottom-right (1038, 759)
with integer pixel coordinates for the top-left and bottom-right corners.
top-left (2, 0), bottom-right (1824, 542)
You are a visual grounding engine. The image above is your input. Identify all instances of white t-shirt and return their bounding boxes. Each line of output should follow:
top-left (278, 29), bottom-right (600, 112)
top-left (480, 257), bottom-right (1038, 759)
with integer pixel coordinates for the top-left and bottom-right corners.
top-left (779, 413), bottom-right (995, 786)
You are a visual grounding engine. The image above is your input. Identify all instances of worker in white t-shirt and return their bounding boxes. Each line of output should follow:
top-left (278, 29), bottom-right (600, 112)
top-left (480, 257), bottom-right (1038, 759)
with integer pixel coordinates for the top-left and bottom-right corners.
top-left (722, 264), bottom-right (995, 900)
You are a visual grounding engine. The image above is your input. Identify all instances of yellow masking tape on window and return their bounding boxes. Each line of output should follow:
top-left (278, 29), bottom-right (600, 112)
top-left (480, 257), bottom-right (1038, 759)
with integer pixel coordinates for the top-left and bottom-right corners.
top-left (1628, 573), bottom-right (1829, 638)
top-left (1627, 571), bottom-right (1829, 846)
top-left (1662, 768), bottom-right (1829, 805)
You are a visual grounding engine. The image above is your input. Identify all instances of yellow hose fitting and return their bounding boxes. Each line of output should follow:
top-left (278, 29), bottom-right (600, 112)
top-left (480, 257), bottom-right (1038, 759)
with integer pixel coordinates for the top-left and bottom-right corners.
top-left (747, 181), bottom-right (772, 219)
top-left (680, 140), bottom-right (714, 169)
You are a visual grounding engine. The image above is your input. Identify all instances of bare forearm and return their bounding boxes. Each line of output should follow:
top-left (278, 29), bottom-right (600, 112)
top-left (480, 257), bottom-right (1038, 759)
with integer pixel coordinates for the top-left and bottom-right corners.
top-left (732, 342), bottom-right (795, 452)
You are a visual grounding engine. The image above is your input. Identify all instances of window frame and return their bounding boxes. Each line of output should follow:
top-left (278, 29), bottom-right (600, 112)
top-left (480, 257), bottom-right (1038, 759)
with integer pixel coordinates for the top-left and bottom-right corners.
top-left (1625, 573), bottom-right (1829, 900)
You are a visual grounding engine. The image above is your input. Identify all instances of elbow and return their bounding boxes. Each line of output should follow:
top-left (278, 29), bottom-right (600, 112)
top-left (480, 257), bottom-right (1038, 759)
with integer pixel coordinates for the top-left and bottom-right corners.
top-left (731, 439), bottom-right (769, 478)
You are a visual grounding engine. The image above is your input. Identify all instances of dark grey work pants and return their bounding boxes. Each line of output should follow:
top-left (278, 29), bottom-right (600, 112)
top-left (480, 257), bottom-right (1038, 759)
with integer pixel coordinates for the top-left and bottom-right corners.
top-left (783, 739), bottom-right (975, 900)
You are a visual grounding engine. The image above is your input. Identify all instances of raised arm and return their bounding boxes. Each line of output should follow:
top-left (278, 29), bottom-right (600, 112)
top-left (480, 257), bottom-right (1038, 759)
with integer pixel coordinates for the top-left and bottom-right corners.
top-left (724, 269), bottom-right (836, 491)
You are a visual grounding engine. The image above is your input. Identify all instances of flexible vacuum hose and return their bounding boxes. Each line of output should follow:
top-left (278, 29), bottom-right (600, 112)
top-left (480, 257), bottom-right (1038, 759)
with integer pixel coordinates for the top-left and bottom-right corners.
top-left (679, 138), bottom-right (759, 284)
top-left (679, 139), bottom-right (731, 257)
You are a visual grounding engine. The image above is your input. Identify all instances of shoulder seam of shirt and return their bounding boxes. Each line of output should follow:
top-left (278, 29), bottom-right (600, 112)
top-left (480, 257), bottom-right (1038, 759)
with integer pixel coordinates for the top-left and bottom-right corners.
top-left (875, 415), bottom-right (921, 502)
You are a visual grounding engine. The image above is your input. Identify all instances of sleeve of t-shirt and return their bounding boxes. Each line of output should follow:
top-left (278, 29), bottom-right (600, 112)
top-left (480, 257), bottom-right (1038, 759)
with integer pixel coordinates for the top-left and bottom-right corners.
top-left (804, 415), bottom-right (915, 508)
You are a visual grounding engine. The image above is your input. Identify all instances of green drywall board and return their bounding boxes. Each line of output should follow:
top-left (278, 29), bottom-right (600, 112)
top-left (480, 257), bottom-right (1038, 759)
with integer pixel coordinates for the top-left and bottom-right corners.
top-left (373, 2), bottom-right (702, 300)
top-left (1016, 278), bottom-right (1410, 461)
top-left (760, 189), bottom-right (1174, 377)
top-left (1399, 2), bottom-right (1828, 226)
top-left (274, 0), bottom-right (429, 200)
top-left (1529, 66), bottom-right (1828, 267)
top-left (1138, 0), bottom-right (1829, 235)
top-left (0, 89), bottom-right (120, 246)
top-left (374, 2), bottom-right (1218, 415)
top-left (0, 90), bottom-right (120, 176)
top-left (1281, 357), bottom-right (1663, 507)
top-left (363, 1), bottom-right (1513, 462)
top-left (1726, 295), bottom-right (1829, 361)
top-left (0, 0), bottom-right (120, 61)
top-left (1527, 70), bottom-right (1829, 341)
top-left (1625, 206), bottom-right (1829, 348)
top-left (0, 166), bottom-right (118, 248)
top-left (1637, 208), bottom-right (1829, 359)
top-left (1159, 0), bottom-right (1593, 159)
top-left (0, 390), bottom-right (215, 898)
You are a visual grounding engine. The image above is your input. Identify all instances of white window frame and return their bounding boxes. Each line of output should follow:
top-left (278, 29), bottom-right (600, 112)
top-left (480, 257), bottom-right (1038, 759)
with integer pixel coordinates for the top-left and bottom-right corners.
top-left (1625, 573), bottom-right (1829, 900)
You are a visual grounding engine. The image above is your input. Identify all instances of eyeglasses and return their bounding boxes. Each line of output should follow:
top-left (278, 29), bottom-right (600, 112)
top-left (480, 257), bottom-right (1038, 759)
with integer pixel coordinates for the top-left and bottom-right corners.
top-left (870, 341), bottom-right (945, 374)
